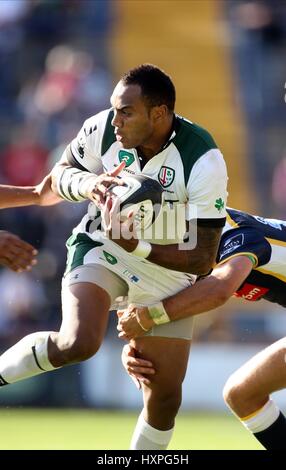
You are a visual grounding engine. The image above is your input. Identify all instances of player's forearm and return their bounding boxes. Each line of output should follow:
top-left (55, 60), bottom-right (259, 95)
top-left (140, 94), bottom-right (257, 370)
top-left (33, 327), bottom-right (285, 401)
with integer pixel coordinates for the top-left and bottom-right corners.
top-left (117, 225), bottom-right (221, 275)
top-left (0, 185), bottom-right (39, 209)
top-left (163, 274), bottom-right (229, 320)
top-left (146, 257), bottom-right (253, 325)
top-left (51, 163), bottom-right (94, 202)
top-left (121, 257), bottom-right (253, 337)
top-left (114, 239), bottom-right (215, 274)
top-left (148, 225), bottom-right (222, 274)
top-left (114, 238), bottom-right (206, 274)
top-left (138, 274), bottom-right (230, 332)
top-left (146, 243), bottom-right (214, 275)
top-left (121, 273), bottom-right (230, 336)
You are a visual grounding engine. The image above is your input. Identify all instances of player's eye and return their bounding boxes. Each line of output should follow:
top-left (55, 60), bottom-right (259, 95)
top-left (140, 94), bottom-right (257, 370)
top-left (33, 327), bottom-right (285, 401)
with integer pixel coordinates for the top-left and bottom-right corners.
top-left (122, 110), bottom-right (131, 117)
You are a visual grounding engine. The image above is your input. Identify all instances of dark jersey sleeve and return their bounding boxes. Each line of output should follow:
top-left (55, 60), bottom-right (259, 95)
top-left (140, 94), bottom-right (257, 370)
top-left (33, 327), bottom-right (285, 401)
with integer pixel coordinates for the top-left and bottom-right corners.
top-left (217, 227), bottom-right (272, 267)
top-left (197, 217), bottom-right (226, 228)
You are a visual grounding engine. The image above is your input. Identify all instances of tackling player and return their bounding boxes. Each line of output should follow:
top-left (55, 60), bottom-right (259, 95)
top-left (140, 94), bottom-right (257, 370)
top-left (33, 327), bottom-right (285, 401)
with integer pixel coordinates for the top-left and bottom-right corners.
top-left (119, 207), bottom-right (286, 450)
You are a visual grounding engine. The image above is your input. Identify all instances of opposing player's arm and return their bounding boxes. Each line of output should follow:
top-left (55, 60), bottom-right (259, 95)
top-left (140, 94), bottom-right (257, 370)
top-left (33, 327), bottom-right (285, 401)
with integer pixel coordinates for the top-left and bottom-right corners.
top-left (0, 184), bottom-right (43, 209)
top-left (163, 255), bottom-right (253, 318)
top-left (117, 255), bottom-right (254, 339)
top-left (0, 174), bottom-right (61, 209)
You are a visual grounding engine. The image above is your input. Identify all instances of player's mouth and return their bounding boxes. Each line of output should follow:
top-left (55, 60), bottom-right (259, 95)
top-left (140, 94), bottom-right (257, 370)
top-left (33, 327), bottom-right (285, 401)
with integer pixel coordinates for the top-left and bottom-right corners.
top-left (115, 133), bottom-right (128, 145)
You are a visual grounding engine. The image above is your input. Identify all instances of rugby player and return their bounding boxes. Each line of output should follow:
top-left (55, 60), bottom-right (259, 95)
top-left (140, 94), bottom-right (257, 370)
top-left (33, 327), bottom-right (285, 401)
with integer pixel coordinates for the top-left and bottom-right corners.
top-left (0, 64), bottom-right (228, 450)
top-left (119, 207), bottom-right (286, 450)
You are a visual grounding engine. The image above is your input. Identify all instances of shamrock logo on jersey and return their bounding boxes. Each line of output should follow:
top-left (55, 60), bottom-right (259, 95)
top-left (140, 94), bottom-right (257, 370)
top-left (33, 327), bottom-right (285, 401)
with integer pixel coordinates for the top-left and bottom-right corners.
top-left (118, 150), bottom-right (135, 167)
top-left (215, 198), bottom-right (225, 212)
top-left (158, 166), bottom-right (175, 188)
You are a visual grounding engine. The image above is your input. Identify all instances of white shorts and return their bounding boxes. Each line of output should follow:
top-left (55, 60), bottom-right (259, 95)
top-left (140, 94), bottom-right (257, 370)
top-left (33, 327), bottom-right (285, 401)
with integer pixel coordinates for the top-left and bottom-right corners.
top-left (62, 233), bottom-right (195, 339)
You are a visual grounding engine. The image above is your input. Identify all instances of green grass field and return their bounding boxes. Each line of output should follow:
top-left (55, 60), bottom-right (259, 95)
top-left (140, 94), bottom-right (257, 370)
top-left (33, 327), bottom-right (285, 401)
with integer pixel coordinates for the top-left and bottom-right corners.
top-left (0, 409), bottom-right (262, 450)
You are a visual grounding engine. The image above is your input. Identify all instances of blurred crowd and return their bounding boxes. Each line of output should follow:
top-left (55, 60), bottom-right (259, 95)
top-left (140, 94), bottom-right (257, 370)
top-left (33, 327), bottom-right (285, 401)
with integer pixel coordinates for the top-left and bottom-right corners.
top-left (0, 0), bottom-right (114, 350)
top-left (226, 0), bottom-right (286, 216)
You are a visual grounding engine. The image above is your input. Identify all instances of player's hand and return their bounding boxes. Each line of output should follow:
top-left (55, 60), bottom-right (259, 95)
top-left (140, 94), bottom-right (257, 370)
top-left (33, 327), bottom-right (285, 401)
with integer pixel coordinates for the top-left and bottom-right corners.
top-left (102, 196), bottom-right (139, 252)
top-left (121, 344), bottom-right (155, 389)
top-left (35, 174), bottom-right (62, 206)
top-left (117, 304), bottom-right (154, 340)
top-left (85, 162), bottom-right (126, 207)
top-left (0, 231), bottom-right (38, 272)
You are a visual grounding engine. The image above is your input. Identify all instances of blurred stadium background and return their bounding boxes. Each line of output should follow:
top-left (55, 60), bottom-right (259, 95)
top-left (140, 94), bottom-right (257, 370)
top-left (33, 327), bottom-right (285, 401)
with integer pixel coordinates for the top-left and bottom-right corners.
top-left (0, 0), bottom-right (285, 450)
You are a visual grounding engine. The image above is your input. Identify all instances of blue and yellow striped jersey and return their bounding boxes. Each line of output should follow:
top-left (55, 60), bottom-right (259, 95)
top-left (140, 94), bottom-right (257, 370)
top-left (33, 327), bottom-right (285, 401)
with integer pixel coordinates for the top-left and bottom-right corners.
top-left (216, 208), bottom-right (286, 306)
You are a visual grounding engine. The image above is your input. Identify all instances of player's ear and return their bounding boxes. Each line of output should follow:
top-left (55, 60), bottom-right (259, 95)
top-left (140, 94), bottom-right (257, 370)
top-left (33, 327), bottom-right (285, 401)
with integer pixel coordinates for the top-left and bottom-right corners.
top-left (151, 104), bottom-right (168, 123)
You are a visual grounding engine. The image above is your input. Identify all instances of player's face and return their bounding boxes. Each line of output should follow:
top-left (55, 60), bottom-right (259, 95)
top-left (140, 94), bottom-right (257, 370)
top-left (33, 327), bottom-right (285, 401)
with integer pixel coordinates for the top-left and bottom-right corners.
top-left (110, 81), bottom-right (155, 149)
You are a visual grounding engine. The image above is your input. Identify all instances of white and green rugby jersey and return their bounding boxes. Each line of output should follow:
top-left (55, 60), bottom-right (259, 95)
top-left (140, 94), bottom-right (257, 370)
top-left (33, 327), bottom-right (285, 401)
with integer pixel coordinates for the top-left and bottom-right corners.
top-left (63, 108), bottom-right (228, 245)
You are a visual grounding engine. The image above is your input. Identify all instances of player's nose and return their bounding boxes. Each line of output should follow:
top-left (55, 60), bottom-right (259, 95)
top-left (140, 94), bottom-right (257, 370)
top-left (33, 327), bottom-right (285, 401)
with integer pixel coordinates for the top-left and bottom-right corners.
top-left (112, 112), bottom-right (123, 129)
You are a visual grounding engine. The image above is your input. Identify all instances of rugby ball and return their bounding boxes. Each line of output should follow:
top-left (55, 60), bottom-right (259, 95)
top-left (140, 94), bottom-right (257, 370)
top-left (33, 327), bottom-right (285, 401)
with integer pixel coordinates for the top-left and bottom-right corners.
top-left (110, 174), bottom-right (164, 230)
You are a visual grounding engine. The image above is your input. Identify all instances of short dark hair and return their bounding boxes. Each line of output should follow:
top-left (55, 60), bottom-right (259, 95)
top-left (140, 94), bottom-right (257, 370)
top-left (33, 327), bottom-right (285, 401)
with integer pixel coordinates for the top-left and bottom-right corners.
top-left (121, 64), bottom-right (176, 112)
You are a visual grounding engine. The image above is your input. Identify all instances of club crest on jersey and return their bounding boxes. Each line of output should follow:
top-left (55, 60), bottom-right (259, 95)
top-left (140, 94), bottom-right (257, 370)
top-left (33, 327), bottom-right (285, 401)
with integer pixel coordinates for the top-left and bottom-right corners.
top-left (220, 233), bottom-right (244, 257)
top-left (158, 166), bottom-right (175, 188)
top-left (118, 150), bottom-right (135, 167)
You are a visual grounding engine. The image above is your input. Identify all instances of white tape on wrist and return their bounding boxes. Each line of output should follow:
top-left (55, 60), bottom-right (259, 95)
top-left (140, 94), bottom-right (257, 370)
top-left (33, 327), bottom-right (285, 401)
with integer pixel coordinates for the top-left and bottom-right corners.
top-left (132, 240), bottom-right (152, 258)
top-left (148, 302), bottom-right (170, 325)
top-left (57, 168), bottom-right (95, 202)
